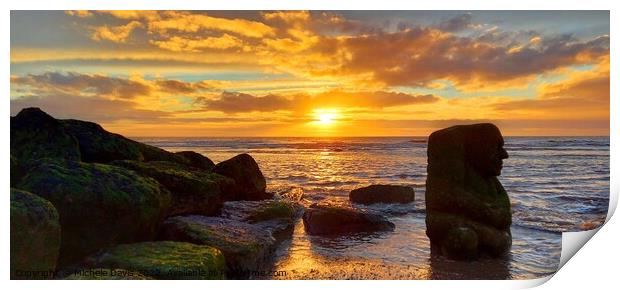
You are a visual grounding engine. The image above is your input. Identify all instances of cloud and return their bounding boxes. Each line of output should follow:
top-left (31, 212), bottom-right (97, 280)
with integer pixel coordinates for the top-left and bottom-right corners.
top-left (148, 11), bottom-right (275, 38)
top-left (262, 11), bottom-right (311, 23)
top-left (493, 58), bottom-right (609, 118)
top-left (10, 94), bottom-right (169, 123)
top-left (437, 13), bottom-right (474, 32)
top-left (11, 71), bottom-right (151, 99)
top-left (90, 21), bottom-right (143, 43)
top-left (150, 34), bottom-right (244, 52)
top-left (10, 71), bottom-right (225, 103)
top-left (334, 28), bottom-right (609, 88)
top-left (195, 90), bottom-right (438, 113)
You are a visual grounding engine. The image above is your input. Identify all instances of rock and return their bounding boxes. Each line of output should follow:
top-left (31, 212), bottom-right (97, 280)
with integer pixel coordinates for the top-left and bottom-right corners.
top-left (425, 123), bottom-right (512, 259)
top-left (60, 119), bottom-right (188, 165)
top-left (11, 108), bottom-right (80, 162)
top-left (11, 155), bottom-right (24, 185)
top-left (10, 188), bottom-right (61, 279)
top-left (83, 241), bottom-right (225, 279)
top-left (159, 216), bottom-right (277, 278)
top-left (111, 160), bottom-right (234, 216)
top-left (272, 186), bottom-right (305, 202)
top-left (174, 151), bottom-right (215, 170)
top-left (349, 184), bottom-right (415, 204)
top-left (60, 119), bottom-right (143, 163)
top-left (302, 204), bottom-right (395, 235)
top-left (221, 199), bottom-right (303, 241)
top-left (17, 159), bottom-right (171, 266)
top-left (213, 153), bottom-right (270, 201)
top-left (64, 268), bottom-right (153, 280)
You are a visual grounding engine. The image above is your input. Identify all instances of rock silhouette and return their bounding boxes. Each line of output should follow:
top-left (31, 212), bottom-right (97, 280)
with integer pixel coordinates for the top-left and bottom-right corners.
top-left (9, 107), bottom-right (279, 278)
top-left (425, 123), bottom-right (512, 260)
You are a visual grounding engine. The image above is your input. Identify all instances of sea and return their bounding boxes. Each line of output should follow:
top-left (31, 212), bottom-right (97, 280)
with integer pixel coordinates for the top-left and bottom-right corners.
top-left (136, 136), bottom-right (610, 280)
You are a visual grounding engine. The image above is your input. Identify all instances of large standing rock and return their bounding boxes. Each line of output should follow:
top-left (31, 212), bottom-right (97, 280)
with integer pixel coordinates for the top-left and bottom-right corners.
top-left (11, 108), bottom-right (80, 162)
top-left (17, 159), bottom-right (171, 266)
top-left (349, 184), bottom-right (415, 205)
top-left (302, 204), bottom-right (395, 235)
top-left (425, 123), bottom-right (512, 260)
top-left (112, 160), bottom-right (234, 216)
top-left (213, 154), bottom-right (270, 200)
top-left (10, 188), bottom-right (61, 279)
top-left (83, 241), bottom-right (225, 279)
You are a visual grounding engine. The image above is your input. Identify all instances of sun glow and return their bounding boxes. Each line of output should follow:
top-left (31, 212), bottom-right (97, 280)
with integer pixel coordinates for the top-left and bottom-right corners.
top-left (314, 109), bottom-right (339, 125)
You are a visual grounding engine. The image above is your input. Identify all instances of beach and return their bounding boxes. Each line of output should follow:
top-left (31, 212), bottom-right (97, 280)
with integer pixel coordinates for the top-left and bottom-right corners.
top-left (136, 136), bottom-right (609, 279)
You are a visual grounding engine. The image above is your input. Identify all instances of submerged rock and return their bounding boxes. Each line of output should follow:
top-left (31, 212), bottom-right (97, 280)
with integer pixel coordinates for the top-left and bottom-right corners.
top-left (83, 241), bottom-right (225, 279)
top-left (11, 107), bottom-right (80, 163)
top-left (112, 160), bottom-right (234, 216)
top-left (10, 188), bottom-right (61, 279)
top-left (221, 199), bottom-right (302, 241)
top-left (160, 199), bottom-right (302, 278)
top-left (213, 153), bottom-right (270, 201)
top-left (425, 123), bottom-right (512, 260)
top-left (64, 268), bottom-right (153, 280)
top-left (17, 159), bottom-right (171, 266)
top-left (302, 204), bottom-right (395, 235)
top-left (349, 184), bottom-right (415, 205)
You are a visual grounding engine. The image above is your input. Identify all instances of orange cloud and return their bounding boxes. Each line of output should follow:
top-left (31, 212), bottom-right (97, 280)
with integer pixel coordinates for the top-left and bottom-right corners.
top-left (150, 34), bottom-right (243, 52)
top-left (493, 58), bottom-right (609, 121)
top-left (194, 90), bottom-right (438, 114)
top-left (148, 11), bottom-right (275, 38)
top-left (90, 21), bottom-right (143, 43)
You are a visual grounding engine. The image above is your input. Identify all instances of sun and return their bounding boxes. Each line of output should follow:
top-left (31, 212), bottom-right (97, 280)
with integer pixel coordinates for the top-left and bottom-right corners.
top-left (318, 113), bottom-right (335, 124)
top-left (313, 109), bottom-right (339, 125)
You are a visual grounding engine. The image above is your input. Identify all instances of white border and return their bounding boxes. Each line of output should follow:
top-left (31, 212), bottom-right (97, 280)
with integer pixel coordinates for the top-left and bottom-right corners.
top-left (3, 1), bottom-right (617, 289)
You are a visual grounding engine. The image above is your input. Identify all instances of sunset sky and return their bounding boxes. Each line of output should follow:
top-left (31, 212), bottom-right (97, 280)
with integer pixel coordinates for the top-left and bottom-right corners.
top-left (10, 11), bottom-right (610, 137)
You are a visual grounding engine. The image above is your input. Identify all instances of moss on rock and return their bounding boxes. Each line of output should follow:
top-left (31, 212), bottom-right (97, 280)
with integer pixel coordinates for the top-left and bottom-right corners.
top-left (84, 241), bottom-right (226, 279)
top-left (112, 160), bottom-right (235, 216)
top-left (10, 188), bottom-right (61, 279)
top-left (17, 159), bottom-right (171, 266)
top-left (244, 200), bottom-right (297, 223)
top-left (159, 216), bottom-right (275, 278)
top-left (11, 108), bottom-right (80, 163)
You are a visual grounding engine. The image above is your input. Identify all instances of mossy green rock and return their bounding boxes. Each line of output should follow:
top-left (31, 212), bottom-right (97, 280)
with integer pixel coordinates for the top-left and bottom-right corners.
top-left (60, 119), bottom-right (188, 165)
top-left (11, 108), bottom-right (80, 163)
top-left (84, 241), bottom-right (225, 279)
top-left (11, 188), bottom-right (61, 279)
top-left (160, 216), bottom-right (276, 278)
top-left (64, 268), bottom-right (153, 280)
top-left (112, 160), bottom-right (235, 216)
top-left (17, 159), bottom-right (171, 266)
top-left (174, 151), bottom-right (215, 171)
top-left (60, 119), bottom-right (143, 163)
top-left (425, 123), bottom-right (512, 259)
top-left (213, 153), bottom-right (270, 201)
top-left (221, 200), bottom-right (302, 242)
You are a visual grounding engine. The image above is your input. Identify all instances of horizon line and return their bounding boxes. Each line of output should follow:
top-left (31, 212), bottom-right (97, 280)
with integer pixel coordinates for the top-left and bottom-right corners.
top-left (129, 135), bottom-right (611, 139)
